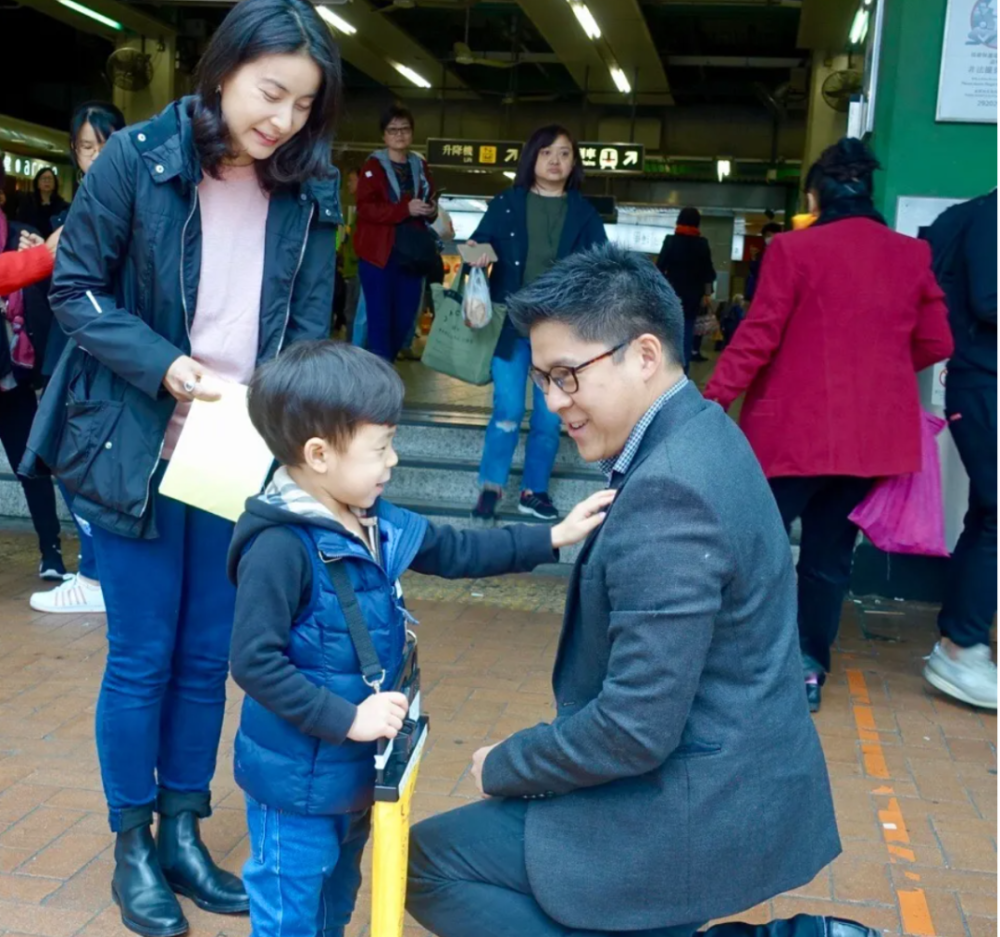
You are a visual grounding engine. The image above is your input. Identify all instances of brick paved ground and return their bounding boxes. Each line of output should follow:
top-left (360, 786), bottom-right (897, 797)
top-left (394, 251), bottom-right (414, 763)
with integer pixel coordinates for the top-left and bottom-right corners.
top-left (0, 530), bottom-right (995, 937)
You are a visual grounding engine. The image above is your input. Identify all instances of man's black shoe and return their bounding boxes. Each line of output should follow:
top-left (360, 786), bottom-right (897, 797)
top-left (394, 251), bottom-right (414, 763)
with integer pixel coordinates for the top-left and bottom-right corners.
top-left (111, 825), bottom-right (188, 937)
top-left (806, 682), bottom-right (822, 713)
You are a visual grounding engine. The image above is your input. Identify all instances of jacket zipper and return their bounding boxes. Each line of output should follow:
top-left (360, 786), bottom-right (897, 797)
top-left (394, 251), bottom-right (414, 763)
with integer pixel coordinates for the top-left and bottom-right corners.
top-left (141, 187), bottom-right (198, 520)
top-left (277, 204), bottom-right (314, 355)
top-left (179, 188), bottom-right (199, 342)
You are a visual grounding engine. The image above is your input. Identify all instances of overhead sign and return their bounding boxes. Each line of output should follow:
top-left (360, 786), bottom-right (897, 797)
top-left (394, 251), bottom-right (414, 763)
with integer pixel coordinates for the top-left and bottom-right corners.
top-left (427, 139), bottom-right (645, 173)
top-left (1, 154), bottom-right (60, 180)
top-left (577, 142), bottom-right (644, 173)
top-left (426, 139), bottom-right (522, 168)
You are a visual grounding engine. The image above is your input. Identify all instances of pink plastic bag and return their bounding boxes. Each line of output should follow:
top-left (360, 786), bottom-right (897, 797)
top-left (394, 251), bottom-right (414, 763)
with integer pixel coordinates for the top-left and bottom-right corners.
top-left (848, 411), bottom-right (949, 557)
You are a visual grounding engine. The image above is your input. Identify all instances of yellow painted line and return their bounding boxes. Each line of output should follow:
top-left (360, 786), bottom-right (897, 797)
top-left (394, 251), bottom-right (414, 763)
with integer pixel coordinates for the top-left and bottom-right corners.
top-left (845, 669), bottom-right (937, 937)
top-left (898, 889), bottom-right (936, 936)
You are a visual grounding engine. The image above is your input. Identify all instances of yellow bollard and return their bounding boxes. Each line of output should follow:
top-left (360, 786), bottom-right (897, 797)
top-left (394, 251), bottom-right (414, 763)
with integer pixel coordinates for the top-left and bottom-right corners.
top-left (370, 717), bottom-right (428, 937)
top-left (369, 636), bottom-right (429, 937)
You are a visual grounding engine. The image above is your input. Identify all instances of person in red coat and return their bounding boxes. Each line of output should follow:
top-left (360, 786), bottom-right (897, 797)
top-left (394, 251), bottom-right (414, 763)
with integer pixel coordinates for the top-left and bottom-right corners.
top-left (704, 138), bottom-right (953, 712)
top-left (353, 103), bottom-right (437, 361)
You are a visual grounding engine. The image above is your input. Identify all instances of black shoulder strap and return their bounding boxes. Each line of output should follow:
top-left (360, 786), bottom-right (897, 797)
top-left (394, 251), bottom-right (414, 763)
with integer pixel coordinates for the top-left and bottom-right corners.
top-left (323, 559), bottom-right (385, 692)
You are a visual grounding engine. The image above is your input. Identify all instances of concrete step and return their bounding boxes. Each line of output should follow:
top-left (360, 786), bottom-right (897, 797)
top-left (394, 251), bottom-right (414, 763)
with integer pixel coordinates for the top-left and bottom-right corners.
top-left (395, 410), bottom-right (588, 470)
top-left (386, 457), bottom-right (604, 512)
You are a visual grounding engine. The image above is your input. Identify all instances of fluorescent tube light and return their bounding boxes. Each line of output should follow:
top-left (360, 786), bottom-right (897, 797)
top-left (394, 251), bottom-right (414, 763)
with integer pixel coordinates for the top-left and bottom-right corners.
top-left (317, 7), bottom-right (357, 35)
top-left (57, 0), bottom-right (122, 30)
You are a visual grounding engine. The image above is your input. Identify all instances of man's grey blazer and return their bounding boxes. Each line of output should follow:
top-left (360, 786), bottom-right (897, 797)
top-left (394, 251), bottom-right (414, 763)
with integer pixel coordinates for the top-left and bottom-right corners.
top-left (483, 381), bottom-right (841, 931)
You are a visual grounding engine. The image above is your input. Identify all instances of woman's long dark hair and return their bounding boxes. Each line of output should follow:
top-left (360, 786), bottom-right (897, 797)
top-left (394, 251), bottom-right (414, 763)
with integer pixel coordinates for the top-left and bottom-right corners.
top-left (69, 101), bottom-right (125, 171)
top-left (805, 137), bottom-right (881, 209)
top-left (192, 0), bottom-right (342, 190)
top-left (513, 124), bottom-right (584, 191)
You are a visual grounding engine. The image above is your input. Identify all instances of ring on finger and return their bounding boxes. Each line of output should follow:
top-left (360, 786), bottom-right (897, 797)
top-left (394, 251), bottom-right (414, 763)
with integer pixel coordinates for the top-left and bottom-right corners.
top-left (183, 379), bottom-right (197, 394)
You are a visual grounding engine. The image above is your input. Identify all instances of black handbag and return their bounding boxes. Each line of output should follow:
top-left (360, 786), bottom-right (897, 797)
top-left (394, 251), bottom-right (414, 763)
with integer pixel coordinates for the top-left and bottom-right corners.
top-left (393, 222), bottom-right (438, 277)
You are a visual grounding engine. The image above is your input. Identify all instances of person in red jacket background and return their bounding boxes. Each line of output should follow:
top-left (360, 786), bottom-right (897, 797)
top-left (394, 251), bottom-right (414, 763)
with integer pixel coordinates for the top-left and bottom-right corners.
top-left (704, 138), bottom-right (953, 712)
top-left (354, 103), bottom-right (437, 361)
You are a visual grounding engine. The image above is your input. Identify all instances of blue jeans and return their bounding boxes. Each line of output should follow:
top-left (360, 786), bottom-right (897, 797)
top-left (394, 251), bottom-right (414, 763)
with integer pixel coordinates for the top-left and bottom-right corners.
top-left (56, 478), bottom-right (98, 581)
top-left (91, 467), bottom-right (236, 832)
top-left (479, 339), bottom-right (561, 494)
top-left (358, 255), bottom-right (424, 361)
top-left (244, 796), bottom-right (370, 937)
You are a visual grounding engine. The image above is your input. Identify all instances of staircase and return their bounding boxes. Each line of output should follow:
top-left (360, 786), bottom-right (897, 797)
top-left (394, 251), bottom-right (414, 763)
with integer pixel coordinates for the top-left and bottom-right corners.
top-left (0, 405), bottom-right (603, 569)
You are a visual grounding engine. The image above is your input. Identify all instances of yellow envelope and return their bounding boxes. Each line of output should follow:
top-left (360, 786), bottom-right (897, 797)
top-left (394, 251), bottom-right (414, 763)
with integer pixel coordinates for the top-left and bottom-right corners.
top-left (159, 384), bottom-right (274, 522)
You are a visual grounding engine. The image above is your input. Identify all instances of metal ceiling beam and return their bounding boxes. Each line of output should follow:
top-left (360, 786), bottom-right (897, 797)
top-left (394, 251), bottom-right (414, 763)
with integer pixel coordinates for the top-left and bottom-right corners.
top-left (666, 55), bottom-right (805, 67)
top-left (587, 0), bottom-right (672, 103)
top-left (16, 0), bottom-right (176, 39)
top-left (797, 0), bottom-right (856, 49)
top-left (515, 0), bottom-right (673, 105)
top-left (316, 0), bottom-right (477, 100)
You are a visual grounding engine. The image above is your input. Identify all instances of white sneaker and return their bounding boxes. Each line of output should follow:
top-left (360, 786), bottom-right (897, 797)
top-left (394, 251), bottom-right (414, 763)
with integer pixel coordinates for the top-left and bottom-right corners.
top-left (924, 642), bottom-right (998, 710)
top-left (29, 574), bottom-right (106, 615)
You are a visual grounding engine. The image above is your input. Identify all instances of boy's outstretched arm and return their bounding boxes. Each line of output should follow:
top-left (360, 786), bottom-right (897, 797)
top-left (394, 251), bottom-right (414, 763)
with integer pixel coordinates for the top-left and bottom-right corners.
top-left (408, 490), bottom-right (615, 580)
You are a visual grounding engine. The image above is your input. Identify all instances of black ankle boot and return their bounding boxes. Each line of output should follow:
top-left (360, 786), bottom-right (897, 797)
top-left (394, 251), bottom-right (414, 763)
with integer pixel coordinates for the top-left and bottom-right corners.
top-left (157, 811), bottom-right (249, 914)
top-left (112, 825), bottom-right (188, 937)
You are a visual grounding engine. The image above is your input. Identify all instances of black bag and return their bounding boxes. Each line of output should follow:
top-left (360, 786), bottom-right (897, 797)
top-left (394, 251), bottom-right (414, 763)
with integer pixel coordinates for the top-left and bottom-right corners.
top-left (394, 222), bottom-right (438, 277)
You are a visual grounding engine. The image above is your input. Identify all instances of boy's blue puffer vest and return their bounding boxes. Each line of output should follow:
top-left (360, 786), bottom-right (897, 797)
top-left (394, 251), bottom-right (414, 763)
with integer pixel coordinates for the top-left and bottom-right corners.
top-left (234, 501), bottom-right (429, 815)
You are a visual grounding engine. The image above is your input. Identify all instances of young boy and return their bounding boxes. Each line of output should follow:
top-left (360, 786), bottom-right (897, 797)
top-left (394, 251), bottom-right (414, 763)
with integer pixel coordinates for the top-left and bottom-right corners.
top-left (228, 340), bottom-right (613, 936)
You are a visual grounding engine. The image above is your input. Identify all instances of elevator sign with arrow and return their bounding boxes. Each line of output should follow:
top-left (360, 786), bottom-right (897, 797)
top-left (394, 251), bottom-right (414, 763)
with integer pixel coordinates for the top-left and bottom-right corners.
top-left (427, 139), bottom-right (644, 174)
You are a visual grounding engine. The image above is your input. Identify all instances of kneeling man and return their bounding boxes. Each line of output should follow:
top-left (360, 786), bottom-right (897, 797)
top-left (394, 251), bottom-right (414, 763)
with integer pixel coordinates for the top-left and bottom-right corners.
top-left (407, 243), bottom-right (840, 937)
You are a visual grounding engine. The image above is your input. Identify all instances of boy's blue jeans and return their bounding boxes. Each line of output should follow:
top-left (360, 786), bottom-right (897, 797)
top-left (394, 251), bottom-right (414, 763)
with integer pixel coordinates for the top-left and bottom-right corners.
top-left (244, 796), bottom-right (371, 937)
top-left (479, 338), bottom-right (562, 494)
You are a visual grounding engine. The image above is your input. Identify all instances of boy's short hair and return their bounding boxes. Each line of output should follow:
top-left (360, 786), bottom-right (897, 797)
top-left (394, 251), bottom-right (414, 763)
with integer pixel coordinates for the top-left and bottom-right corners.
top-left (248, 341), bottom-right (405, 465)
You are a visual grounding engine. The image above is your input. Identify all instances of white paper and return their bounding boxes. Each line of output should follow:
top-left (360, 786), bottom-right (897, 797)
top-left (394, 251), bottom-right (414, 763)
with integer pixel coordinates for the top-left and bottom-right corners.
top-left (159, 384), bottom-right (274, 522)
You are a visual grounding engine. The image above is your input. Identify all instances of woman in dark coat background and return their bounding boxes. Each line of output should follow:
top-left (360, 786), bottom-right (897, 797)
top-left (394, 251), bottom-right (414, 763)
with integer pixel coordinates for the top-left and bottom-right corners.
top-left (17, 166), bottom-right (68, 239)
top-left (656, 206), bottom-right (716, 370)
top-left (465, 124), bottom-right (607, 523)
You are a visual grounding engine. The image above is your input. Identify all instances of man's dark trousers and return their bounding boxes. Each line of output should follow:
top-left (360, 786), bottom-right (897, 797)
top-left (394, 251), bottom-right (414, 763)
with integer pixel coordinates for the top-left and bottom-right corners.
top-left (938, 376), bottom-right (997, 648)
top-left (407, 797), bottom-right (701, 937)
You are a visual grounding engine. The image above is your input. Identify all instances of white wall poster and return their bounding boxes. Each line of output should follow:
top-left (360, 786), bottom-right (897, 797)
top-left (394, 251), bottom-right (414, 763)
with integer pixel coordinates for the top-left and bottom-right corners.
top-left (937, 0), bottom-right (998, 122)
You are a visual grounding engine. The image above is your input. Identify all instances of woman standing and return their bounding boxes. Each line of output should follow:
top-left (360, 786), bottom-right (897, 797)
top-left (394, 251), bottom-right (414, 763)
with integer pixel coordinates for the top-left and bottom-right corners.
top-left (354, 103), bottom-right (437, 361)
top-left (23, 1), bottom-right (342, 933)
top-left (705, 139), bottom-right (953, 712)
top-left (656, 206), bottom-right (716, 370)
top-left (26, 101), bottom-right (126, 616)
top-left (17, 166), bottom-right (68, 239)
top-left (0, 159), bottom-right (64, 580)
top-left (467, 125), bottom-right (606, 522)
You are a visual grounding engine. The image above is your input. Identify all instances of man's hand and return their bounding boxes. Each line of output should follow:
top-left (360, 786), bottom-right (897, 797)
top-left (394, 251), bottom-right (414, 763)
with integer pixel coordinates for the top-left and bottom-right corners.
top-left (18, 231), bottom-right (44, 252)
top-left (347, 692), bottom-right (410, 743)
top-left (162, 356), bottom-right (225, 403)
top-left (471, 742), bottom-right (501, 797)
top-left (551, 489), bottom-right (616, 550)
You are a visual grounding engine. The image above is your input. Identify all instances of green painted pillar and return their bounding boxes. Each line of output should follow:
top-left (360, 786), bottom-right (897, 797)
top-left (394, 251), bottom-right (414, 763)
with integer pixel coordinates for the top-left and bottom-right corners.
top-left (870, 0), bottom-right (997, 223)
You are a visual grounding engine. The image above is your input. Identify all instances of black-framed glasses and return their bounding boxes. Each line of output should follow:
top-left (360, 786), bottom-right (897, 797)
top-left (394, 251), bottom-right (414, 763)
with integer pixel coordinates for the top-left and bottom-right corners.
top-left (384, 125), bottom-right (413, 136)
top-left (529, 342), bottom-right (628, 395)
